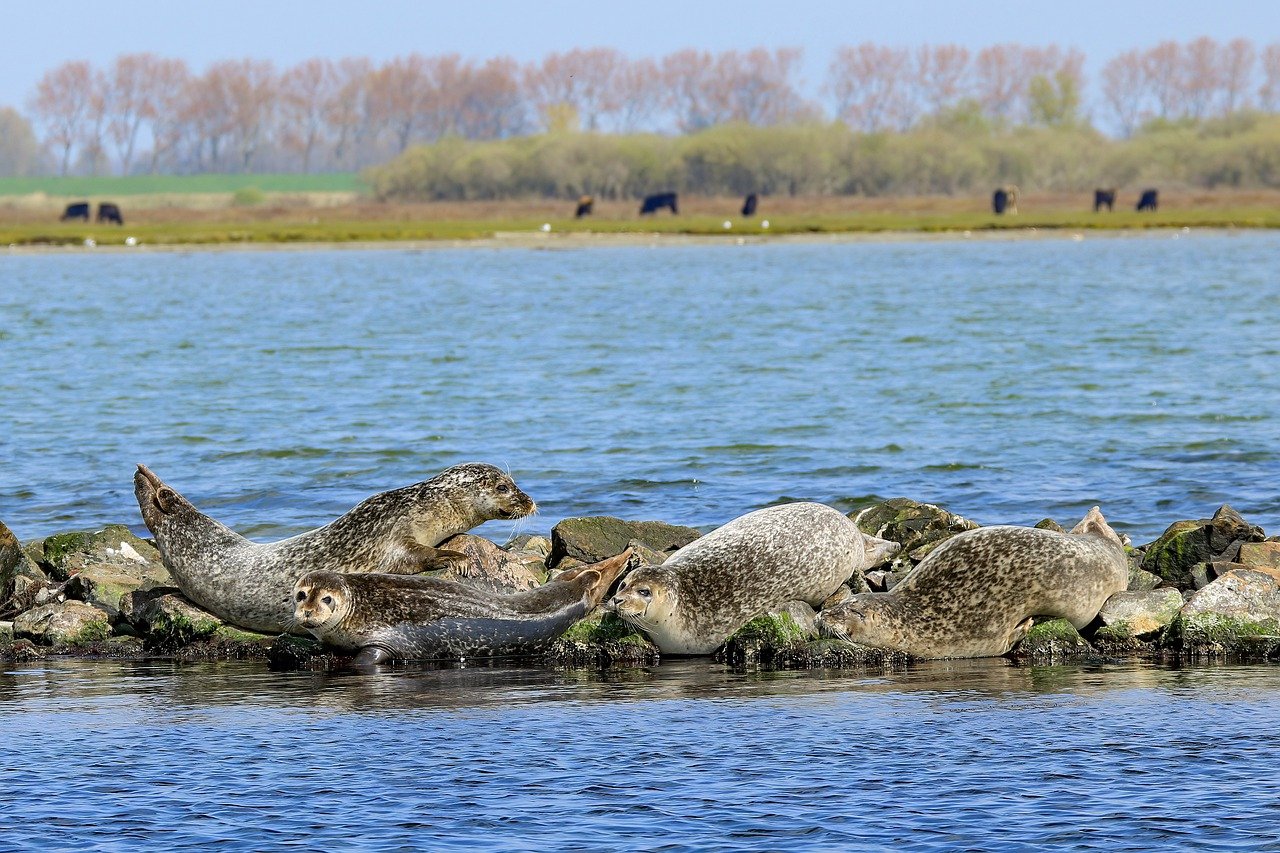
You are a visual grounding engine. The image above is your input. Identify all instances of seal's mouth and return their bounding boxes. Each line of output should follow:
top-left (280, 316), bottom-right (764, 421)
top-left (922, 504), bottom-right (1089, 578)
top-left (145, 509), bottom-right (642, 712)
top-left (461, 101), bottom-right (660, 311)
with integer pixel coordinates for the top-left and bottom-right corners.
top-left (816, 615), bottom-right (850, 641)
top-left (502, 497), bottom-right (537, 519)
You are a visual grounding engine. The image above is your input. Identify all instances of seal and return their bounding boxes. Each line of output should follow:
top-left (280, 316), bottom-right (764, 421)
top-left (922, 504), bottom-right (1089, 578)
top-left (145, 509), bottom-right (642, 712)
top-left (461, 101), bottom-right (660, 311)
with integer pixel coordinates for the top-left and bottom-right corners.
top-left (816, 507), bottom-right (1129, 659)
top-left (293, 547), bottom-right (635, 664)
top-left (133, 462), bottom-right (536, 634)
top-left (606, 502), bottom-right (900, 655)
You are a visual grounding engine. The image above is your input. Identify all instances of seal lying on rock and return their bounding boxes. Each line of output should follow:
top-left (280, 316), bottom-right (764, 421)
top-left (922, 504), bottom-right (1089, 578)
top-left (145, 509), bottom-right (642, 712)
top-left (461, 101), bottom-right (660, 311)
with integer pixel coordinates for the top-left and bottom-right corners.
top-left (817, 507), bottom-right (1129, 659)
top-left (607, 502), bottom-right (900, 655)
top-left (133, 463), bottom-right (536, 634)
top-left (293, 548), bottom-right (635, 664)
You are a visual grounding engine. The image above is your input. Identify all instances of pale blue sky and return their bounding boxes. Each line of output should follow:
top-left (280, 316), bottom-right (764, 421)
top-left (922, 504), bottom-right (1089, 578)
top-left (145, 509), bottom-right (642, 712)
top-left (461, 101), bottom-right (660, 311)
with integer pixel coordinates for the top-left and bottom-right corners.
top-left (4, 0), bottom-right (1278, 110)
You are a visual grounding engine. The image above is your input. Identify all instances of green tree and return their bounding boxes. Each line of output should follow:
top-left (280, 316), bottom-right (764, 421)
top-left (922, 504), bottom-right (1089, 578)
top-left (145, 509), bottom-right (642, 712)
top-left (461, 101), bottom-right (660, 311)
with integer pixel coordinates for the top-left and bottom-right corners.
top-left (1028, 70), bottom-right (1083, 128)
top-left (0, 107), bottom-right (45, 176)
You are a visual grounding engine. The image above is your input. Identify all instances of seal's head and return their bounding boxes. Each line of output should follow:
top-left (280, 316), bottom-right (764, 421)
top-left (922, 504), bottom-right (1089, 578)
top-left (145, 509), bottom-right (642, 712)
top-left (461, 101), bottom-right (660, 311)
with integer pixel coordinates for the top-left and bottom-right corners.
top-left (607, 564), bottom-right (680, 636)
top-left (1069, 506), bottom-right (1125, 548)
top-left (293, 571), bottom-right (353, 634)
top-left (817, 594), bottom-right (910, 651)
top-left (439, 463), bottom-right (537, 520)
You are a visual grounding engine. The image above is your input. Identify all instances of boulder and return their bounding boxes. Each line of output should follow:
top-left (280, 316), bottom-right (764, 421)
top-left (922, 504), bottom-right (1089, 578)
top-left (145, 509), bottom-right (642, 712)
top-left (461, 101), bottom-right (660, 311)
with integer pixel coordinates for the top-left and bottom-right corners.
top-left (1164, 569), bottom-right (1280, 656)
top-left (1094, 589), bottom-right (1185, 638)
top-left (1, 521), bottom-right (48, 615)
top-left (716, 602), bottom-right (821, 667)
top-left (544, 611), bottom-right (660, 667)
top-left (1140, 505), bottom-right (1265, 591)
top-left (507, 535), bottom-right (552, 558)
top-left (548, 516), bottom-right (701, 569)
top-left (850, 498), bottom-right (979, 566)
top-left (433, 534), bottom-right (547, 593)
top-left (119, 587), bottom-right (224, 650)
top-left (1238, 542), bottom-right (1280, 571)
top-left (31, 525), bottom-right (171, 619)
top-left (1034, 518), bottom-right (1066, 533)
top-left (13, 601), bottom-right (111, 645)
top-left (1014, 618), bottom-right (1093, 658)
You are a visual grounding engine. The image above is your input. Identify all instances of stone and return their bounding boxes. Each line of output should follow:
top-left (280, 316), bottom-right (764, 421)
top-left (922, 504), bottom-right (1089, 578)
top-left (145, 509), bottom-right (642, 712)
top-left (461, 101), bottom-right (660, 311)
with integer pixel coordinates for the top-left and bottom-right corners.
top-left (1139, 505), bottom-right (1265, 591)
top-left (548, 516), bottom-right (702, 569)
top-left (507, 535), bottom-right (552, 558)
top-left (1238, 542), bottom-right (1280, 570)
top-left (1128, 564), bottom-right (1162, 592)
top-left (1014, 618), bottom-right (1093, 658)
top-left (716, 603), bottom-right (822, 667)
top-left (1, 521), bottom-right (49, 616)
top-left (119, 587), bottom-right (224, 650)
top-left (1164, 569), bottom-right (1280, 657)
top-left (13, 601), bottom-right (111, 645)
top-left (34, 525), bottom-right (171, 617)
top-left (433, 534), bottom-right (546, 593)
top-left (1095, 589), bottom-right (1185, 638)
top-left (850, 498), bottom-right (979, 568)
top-left (822, 584), bottom-right (854, 609)
top-left (1034, 518), bottom-right (1065, 533)
top-left (545, 611), bottom-right (660, 667)
top-left (0, 621), bottom-right (12, 642)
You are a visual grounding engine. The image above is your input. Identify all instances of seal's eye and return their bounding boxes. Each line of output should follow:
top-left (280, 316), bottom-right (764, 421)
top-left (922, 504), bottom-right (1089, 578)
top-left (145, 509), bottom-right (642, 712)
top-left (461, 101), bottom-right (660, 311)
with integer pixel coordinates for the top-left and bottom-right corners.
top-left (638, 588), bottom-right (652, 599)
top-left (321, 595), bottom-right (334, 606)
top-left (295, 591), bottom-right (306, 602)
top-left (496, 484), bottom-right (510, 494)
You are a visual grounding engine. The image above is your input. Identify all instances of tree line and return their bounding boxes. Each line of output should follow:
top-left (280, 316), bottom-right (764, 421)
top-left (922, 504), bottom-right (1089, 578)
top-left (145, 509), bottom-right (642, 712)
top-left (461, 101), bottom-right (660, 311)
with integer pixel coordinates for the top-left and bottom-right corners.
top-left (3, 38), bottom-right (1280, 181)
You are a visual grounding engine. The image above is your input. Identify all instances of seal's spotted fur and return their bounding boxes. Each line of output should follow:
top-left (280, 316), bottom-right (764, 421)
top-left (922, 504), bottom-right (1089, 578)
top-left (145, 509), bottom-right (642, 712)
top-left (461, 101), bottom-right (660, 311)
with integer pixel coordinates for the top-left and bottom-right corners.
top-left (294, 548), bottom-right (634, 664)
top-left (608, 502), bottom-right (899, 655)
top-left (817, 507), bottom-right (1128, 659)
top-left (133, 463), bottom-right (536, 634)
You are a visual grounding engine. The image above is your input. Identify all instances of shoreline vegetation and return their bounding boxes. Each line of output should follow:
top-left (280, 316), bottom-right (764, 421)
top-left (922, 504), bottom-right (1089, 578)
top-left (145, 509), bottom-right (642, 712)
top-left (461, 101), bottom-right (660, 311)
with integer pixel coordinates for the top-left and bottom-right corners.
top-left (3, 188), bottom-right (1279, 249)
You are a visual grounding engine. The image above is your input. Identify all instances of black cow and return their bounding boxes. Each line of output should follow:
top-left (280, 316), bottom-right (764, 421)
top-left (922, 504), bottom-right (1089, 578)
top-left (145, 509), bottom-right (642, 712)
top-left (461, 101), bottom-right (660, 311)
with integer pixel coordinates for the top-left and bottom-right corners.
top-left (97, 202), bottom-right (124, 225)
top-left (1094, 188), bottom-right (1116, 212)
top-left (1136, 189), bottom-right (1158, 212)
top-left (741, 193), bottom-right (758, 216)
top-left (992, 188), bottom-right (1009, 215)
top-left (60, 201), bottom-right (90, 222)
top-left (574, 195), bottom-right (593, 218)
top-left (639, 192), bottom-right (678, 215)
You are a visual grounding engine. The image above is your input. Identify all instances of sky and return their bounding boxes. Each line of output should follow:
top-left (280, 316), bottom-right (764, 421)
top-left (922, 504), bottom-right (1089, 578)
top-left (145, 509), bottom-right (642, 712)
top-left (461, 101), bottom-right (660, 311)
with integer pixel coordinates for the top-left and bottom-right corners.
top-left (3, 0), bottom-right (1279, 110)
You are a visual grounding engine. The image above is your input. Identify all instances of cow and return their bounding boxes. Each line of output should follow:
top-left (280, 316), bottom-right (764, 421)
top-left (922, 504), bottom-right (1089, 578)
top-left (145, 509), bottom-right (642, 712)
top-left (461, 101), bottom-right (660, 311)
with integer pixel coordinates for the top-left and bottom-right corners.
top-left (639, 192), bottom-right (678, 215)
top-left (1136, 189), bottom-right (1158, 212)
top-left (574, 195), bottom-right (593, 218)
top-left (741, 193), bottom-right (758, 216)
top-left (60, 201), bottom-right (90, 222)
top-left (1094, 189), bottom-right (1116, 212)
top-left (992, 185), bottom-right (1019, 215)
top-left (97, 202), bottom-right (124, 225)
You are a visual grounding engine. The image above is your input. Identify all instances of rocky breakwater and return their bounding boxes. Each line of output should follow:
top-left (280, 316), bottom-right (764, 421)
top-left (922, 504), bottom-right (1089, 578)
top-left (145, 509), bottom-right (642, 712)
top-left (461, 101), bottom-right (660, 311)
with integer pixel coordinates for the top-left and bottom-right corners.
top-left (5, 501), bottom-right (1280, 669)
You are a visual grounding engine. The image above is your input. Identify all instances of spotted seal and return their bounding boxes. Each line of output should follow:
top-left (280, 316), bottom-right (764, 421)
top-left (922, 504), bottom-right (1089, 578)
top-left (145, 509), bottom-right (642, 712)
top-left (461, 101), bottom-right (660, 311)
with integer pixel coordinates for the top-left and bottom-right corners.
top-left (294, 548), bottom-right (635, 664)
top-left (133, 462), bottom-right (536, 634)
top-left (816, 507), bottom-right (1129, 659)
top-left (606, 502), bottom-right (900, 655)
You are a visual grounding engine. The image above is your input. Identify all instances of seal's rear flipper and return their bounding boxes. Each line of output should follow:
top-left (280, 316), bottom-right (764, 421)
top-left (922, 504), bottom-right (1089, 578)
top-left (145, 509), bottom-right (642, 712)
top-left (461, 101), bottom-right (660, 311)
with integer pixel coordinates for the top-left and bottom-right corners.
top-left (134, 463), bottom-right (184, 532)
top-left (384, 542), bottom-right (472, 575)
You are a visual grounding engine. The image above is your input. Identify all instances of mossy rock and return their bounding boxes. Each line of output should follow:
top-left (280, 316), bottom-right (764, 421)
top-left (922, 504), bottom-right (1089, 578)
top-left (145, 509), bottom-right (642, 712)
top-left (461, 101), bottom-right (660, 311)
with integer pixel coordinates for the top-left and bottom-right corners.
top-left (1162, 614), bottom-right (1280, 658)
top-left (1034, 518), bottom-right (1065, 533)
top-left (1013, 618), bottom-right (1093, 659)
top-left (266, 634), bottom-right (350, 670)
top-left (0, 638), bottom-right (43, 662)
top-left (1140, 506), bottom-right (1265, 591)
top-left (548, 516), bottom-right (701, 569)
top-left (173, 626), bottom-right (277, 661)
top-left (546, 612), bottom-right (659, 667)
top-left (850, 498), bottom-right (978, 567)
top-left (772, 637), bottom-right (909, 669)
top-left (715, 609), bottom-right (816, 667)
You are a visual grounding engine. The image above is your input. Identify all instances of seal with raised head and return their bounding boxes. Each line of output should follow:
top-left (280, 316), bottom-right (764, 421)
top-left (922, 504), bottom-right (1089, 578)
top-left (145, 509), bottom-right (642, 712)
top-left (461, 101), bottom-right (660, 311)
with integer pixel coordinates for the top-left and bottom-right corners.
top-left (816, 507), bottom-right (1129, 659)
top-left (606, 502), bottom-right (900, 655)
top-left (134, 462), bottom-right (536, 634)
top-left (294, 547), bottom-right (635, 664)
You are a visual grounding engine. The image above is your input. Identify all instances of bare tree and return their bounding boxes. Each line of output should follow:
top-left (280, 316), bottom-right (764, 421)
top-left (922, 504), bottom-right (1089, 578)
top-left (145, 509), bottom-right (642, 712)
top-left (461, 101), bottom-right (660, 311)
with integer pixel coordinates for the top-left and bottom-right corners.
top-left (524, 48), bottom-right (625, 131)
top-left (457, 57), bottom-right (528, 139)
top-left (368, 54), bottom-right (433, 152)
top-left (1144, 41), bottom-right (1184, 118)
top-left (104, 54), bottom-right (164, 174)
top-left (327, 57), bottom-right (374, 168)
top-left (720, 47), bottom-right (811, 126)
top-left (1220, 37), bottom-right (1257, 117)
top-left (662, 49), bottom-right (725, 132)
top-left (1262, 43), bottom-right (1280, 111)
top-left (143, 58), bottom-right (191, 173)
top-left (973, 44), bottom-right (1023, 120)
top-left (279, 58), bottom-right (336, 172)
top-left (29, 60), bottom-right (94, 175)
top-left (1101, 49), bottom-right (1149, 136)
top-left (1182, 37), bottom-right (1223, 119)
top-left (611, 56), bottom-right (664, 132)
top-left (827, 43), bottom-right (915, 131)
top-left (915, 44), bottom-right (971, 114)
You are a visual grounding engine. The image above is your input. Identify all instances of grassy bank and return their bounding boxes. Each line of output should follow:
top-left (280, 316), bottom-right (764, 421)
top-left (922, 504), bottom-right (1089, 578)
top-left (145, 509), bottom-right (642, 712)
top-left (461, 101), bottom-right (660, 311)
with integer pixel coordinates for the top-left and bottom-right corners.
top-left (2, 191), bottom-right (1277, 247)
top-left (0, 173), bottom-right (366, 197)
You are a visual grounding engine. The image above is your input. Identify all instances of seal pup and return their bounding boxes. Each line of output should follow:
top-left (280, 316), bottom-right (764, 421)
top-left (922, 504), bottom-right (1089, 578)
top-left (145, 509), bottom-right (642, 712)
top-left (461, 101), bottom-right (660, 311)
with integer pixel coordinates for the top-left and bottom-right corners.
top-left (133, 462), bottom-right (536, 634)
top-left (817, 507), bottom-right (1129, 659)
top-left (606, 502), bottom-right (900, 655)
top-left (293, 548), bottom-right (635, 665)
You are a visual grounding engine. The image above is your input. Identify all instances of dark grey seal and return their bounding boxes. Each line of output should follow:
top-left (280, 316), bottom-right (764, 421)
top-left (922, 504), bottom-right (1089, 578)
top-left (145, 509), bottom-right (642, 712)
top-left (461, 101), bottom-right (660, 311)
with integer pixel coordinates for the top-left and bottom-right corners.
top-left (817, 507), bottom-right (1129, 659)
top-left (293, 548), bottom-right (635, 665)
top-left (134, 462), bottom-right (536, 634)
top-left (607, 502), bottom-right (900, 655)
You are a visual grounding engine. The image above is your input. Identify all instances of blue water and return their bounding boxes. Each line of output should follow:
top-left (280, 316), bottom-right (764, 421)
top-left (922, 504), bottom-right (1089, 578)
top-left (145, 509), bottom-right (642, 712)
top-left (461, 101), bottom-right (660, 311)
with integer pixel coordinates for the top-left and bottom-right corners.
top-left (4, 234), bottom-right (1280, 850)
top-left (3, 232), bottom-right (1280, 544)
top-left (4, 659), bottom-right (1280, 850)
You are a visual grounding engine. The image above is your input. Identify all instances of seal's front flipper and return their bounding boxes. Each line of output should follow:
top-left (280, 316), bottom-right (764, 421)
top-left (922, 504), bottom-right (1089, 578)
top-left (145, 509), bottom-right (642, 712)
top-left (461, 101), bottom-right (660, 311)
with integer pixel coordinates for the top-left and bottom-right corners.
top-left (384, 542), bottom-right (472, 575)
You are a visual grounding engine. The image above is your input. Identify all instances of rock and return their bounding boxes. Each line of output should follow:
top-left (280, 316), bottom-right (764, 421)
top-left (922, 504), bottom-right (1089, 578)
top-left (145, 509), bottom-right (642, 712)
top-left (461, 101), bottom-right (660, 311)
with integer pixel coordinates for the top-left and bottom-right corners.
top-left (1140, 505), bottom-right (1265, 591)
top-left (1, 521), bottom-right (48, 615)
top-left (545, 611), bottom-right (660, 667)
top-left (13, 601), bottom-right (112, 645)
top-left (822, 584), bottom-right (854, 608)
top-left (1128, 563), bottom-right (1162, 592)
top-left (1095, 589), bottom-right (1184, 638)
top-left (434, 534), bottom-right (546, 593)
top-left (1163, 569), bottom-right (1280, 657)
top-left (119, 588), bottom-right (224, 651)
top-left (36, 525), bottom-right (165, 580)
top-left (1034, 518), bottom-right (1065, 533)
top-left (507, 535), bottom-right (552, 558)
top-left (0, 621), bottom-right (11, 642)
top-left (850, 498), bottom-right (979, 567)
top-left (715, 603), bottom-right (819, 667)
top-left (267, 635), bottom-right (351, 671)
top-left (548, 517), bottom-right (702, 569)
top-left (775, 638), bottom-right (909, 668)
top-left (1014, 618), bottom-right (1093, 658)
top-left (1238, 542), bottom-right (1280, 571)
top-left (0, 638), bottom-right (42, 662)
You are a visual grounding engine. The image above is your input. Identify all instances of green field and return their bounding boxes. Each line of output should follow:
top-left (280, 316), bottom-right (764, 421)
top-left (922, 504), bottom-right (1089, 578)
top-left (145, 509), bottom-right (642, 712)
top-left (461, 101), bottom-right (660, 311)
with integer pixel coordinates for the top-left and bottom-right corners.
top-left (0, 173), bottom-right (367, 197)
